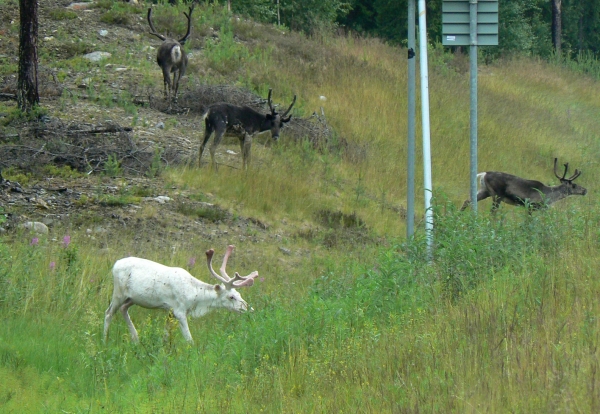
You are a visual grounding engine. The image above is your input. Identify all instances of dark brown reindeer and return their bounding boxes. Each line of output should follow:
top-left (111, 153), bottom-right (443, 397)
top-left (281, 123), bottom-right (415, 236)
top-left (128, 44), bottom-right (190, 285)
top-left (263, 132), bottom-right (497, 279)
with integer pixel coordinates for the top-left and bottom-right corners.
top-left (198, 89), bottom-right (297, 170)
top-left (461, 158), bottom-right (587, 212)
top-left (147, 4), bottom-right (194, 103)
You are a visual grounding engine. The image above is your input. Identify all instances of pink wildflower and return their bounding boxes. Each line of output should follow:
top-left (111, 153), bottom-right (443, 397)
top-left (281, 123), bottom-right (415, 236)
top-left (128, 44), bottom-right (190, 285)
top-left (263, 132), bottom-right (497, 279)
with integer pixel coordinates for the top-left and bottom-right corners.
top-left (49, 261), bottom-right (56, 271)
top-left (30, 237), bottom-right (39, 246)
top-left (63, 235), bottom-right (71, 248)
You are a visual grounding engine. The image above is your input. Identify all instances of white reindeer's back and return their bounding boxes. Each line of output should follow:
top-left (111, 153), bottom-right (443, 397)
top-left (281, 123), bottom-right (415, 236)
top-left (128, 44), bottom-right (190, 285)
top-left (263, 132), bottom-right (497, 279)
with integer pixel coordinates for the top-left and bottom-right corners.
top-left (112, 257), bottom-right (205, 310)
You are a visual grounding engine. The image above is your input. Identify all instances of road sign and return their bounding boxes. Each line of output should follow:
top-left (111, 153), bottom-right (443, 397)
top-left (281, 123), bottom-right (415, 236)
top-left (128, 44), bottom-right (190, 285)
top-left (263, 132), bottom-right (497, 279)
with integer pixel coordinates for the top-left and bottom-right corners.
top-left (442, 0), bottom-right (498, 46)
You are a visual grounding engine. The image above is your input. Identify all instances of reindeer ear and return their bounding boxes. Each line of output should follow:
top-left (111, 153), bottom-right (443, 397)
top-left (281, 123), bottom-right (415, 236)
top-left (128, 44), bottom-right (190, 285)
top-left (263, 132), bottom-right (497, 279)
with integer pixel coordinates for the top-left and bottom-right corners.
top-left (282, 115), bottom-right (292, 123)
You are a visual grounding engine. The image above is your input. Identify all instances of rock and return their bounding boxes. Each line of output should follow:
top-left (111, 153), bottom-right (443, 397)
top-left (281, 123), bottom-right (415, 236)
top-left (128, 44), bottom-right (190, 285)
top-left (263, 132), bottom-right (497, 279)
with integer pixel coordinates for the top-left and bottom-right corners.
top-left (67, 2), bottom-right (95, 10)
top-left (279, 247), bottom-right (291, 255)
top-left (98, 29), bottom-right (108, 37)
top-left (83, 51), bottom-right (111, 62)
top-left (21, 221), bottom-right (49, 235)
top-left (153, 196), bottom-right (171, 204)
top-left (32, 198), bottom-right (50, 209)
top-left (155, 121), bottom-right (165, 129)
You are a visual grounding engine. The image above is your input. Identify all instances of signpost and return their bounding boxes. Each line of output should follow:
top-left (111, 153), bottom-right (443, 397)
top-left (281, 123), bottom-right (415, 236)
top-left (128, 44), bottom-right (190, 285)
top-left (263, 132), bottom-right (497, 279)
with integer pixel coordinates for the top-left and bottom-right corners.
top-left (406, 0), bottom-right (433, 258)
top-left (442, 0), bottom-right (498, 213)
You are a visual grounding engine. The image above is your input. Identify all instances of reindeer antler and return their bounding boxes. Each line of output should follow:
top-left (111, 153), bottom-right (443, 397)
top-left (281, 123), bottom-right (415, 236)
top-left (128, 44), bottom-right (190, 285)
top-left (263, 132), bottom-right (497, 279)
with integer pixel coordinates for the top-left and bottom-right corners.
top-left (219, 244), bottom-right (235, 279)
top-left (567, 169), bottom-right (581, 181)
top-left (147, 8), bottom-right (167, 41)
top-left (179, 4), bottom-right (195, 45)
top-left (553, 158), bottom-right (569, 180)
top-left (206, 245), bottom-right (258, 288)
top-left (281, 95), bottom-right (297, 120)
top-left (267, 89), bottom-right (275, 114)
top-left (554, 158), bottom-right (582, 182)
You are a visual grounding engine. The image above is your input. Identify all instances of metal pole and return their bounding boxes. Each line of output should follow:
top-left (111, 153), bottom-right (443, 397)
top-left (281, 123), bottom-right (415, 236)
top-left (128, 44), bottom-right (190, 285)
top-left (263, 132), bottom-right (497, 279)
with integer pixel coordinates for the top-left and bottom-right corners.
top-left (407, 0), bottom-right (416, 238)
top-left (418, 0), bottom-right (433, 257)
top-left (469, 0), bottom-right (478, 213)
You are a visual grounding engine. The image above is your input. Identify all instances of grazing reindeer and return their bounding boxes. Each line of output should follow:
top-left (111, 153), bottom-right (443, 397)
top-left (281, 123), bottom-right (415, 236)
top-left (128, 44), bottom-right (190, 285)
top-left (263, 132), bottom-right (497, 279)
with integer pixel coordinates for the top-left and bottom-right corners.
top-left (461, 158), bottom-right (587, 212)
top-left (147, 4), bottom-right (194, 103)
top-left (104, 245), bottom-right (258, 343)
top-left (199, 89), bottom-right (297, 170)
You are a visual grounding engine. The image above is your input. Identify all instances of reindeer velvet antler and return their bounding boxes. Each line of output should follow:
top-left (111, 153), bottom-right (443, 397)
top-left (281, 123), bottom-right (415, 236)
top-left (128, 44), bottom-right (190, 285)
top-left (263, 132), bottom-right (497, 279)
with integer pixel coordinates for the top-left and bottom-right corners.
top-left (206, 245), bottom-right (259, 288)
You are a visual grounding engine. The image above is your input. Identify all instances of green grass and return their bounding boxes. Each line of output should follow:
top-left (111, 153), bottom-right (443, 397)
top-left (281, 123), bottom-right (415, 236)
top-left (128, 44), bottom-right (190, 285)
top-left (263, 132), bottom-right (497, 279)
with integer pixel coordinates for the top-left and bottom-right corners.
top-left (2, 1), bottom-right (600, 412)
top-left (2, 204), bottom-right (599, 411)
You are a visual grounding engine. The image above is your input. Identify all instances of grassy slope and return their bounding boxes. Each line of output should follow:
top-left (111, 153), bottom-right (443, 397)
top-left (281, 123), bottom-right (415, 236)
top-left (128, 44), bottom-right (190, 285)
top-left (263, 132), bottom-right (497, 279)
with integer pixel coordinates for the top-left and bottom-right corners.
top-left (1, 1), bottom-right (600, 412)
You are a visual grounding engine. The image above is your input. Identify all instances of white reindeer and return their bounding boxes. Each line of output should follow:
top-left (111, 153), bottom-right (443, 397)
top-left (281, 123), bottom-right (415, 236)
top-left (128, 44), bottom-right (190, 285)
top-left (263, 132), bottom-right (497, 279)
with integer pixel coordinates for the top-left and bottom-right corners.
top-left (104, 245), bottom-right (258, 343)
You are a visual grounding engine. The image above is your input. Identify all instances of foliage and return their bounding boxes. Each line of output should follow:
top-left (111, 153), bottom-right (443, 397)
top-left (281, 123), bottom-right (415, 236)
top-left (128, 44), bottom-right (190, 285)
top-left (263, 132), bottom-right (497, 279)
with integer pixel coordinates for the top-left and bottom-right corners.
top-left (1, 105), bottom-right (48, 126)
top-left (203, 27), bottom-right (251, 74)
top-left (175, 202), bottom-right (228, 222)
top-left (146, 147), bottom-right (164, 178)
top-left (337, 0), bottom-right (600, 60)
top-left (41, 165), bottom-right (84, 179)
top-left (60, 40), bottom-right (93, 59)
top-left (100, 10), bottom-right (132, 26)
top-left (103, 155), bottom-right (122, 177)
top-left (48, 9), bottom-right (77, 21)
top-left (232, 0), bottom-right (351, 34)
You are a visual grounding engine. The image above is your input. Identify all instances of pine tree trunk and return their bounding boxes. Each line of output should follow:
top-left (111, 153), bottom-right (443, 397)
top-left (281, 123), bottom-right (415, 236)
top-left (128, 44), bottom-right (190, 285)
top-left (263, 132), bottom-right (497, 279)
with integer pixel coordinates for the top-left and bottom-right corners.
top-left (17, 0), bottom-right (39, 113)
top-left (551, 0), bottom-right (562, 55)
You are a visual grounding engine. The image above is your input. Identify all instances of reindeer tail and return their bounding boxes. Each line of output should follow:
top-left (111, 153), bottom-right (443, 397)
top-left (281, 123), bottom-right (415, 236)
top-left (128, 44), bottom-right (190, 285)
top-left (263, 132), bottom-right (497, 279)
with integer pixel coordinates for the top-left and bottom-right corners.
top-left (477, 172), bottom-right (486, 190)
top-left (200, 107), bottom-right (210, 123)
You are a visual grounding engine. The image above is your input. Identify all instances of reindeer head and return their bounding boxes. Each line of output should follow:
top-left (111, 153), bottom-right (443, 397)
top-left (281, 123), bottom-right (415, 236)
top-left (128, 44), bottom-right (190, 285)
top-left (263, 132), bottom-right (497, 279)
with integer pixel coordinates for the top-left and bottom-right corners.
top-left (264, 89), bottom-right (297, 141)
top-left (554, 158), bottom-right (587, 196)
top-left (205, 246), bottom-right (258, 313)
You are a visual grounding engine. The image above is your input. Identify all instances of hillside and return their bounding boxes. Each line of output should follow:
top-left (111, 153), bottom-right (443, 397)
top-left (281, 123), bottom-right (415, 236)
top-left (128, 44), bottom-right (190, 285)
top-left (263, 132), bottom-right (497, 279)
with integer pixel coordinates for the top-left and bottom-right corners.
top-left (1, 0), bottom-right (600, 412)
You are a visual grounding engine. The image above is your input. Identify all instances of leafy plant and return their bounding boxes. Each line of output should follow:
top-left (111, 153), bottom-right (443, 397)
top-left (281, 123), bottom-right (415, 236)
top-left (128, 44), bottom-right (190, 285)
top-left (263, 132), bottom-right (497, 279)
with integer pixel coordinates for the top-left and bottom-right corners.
top-left (48, 8), bottom-right (77, 21)
top-left (103, 155), bottom-right (122, 177)
top-left (175, 202), bottom-right (228, 222)
top-left (146, 147), bottom-right (164, 178)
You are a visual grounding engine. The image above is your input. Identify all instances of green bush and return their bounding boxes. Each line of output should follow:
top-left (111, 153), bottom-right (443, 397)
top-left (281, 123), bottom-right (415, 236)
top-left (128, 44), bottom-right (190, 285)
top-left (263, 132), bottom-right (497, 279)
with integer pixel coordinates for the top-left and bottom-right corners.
top-left (48, 9), bottom-right (77, 21)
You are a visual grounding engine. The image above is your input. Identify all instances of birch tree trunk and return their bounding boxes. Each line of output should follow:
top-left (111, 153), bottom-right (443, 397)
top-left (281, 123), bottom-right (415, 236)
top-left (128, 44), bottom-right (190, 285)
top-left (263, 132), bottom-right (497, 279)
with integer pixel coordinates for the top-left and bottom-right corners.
top-left (551, 0), bottom-right (562, 55)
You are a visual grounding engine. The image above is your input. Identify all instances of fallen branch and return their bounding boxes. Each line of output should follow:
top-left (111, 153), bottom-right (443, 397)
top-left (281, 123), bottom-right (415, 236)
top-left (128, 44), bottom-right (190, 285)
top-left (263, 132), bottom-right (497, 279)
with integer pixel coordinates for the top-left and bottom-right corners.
top-left (0, 93), bottom-right (17, 101)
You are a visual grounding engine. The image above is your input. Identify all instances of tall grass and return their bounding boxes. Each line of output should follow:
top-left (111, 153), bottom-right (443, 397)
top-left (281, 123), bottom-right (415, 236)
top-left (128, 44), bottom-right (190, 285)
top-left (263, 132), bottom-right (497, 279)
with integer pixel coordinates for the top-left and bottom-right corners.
top-left (1, 200), bottom-right (599, 412)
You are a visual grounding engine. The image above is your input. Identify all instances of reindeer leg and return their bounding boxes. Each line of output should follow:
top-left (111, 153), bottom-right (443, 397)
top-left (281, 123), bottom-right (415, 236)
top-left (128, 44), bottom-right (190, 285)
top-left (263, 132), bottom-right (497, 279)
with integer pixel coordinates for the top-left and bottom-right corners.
top-left (173, 311), bottom-right (194, 343)
top-left (490, 196), bottom-right (502, 213)
top-left (241, 132), bottom-right (252, 170)
top-left (199, 121), bottom-right (214, 168)
top-left (104, 297), bottom-right (127, 343)
top-left (210, 125), bottom-right (226, 172)
top-left (162, 66), bottom-right (172, 102)
top-left (119, 299), bottom-right (139, 342)
top-left (461, 189), bottom-right (491, 211)
top-left (172, 69), bottom-right (180, 103)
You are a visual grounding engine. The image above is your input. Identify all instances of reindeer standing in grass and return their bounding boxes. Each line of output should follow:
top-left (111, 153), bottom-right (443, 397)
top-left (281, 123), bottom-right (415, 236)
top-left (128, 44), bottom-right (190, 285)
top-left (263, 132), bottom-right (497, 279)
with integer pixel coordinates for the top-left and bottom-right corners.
top-left (199, 89), bottom-right (297, 170)
top-left (461, 158), bottom-right (587, 212)
top-left (147, 4), bottom-right (194, 103)
top-left (104, 245), bottom-right (258, 344)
